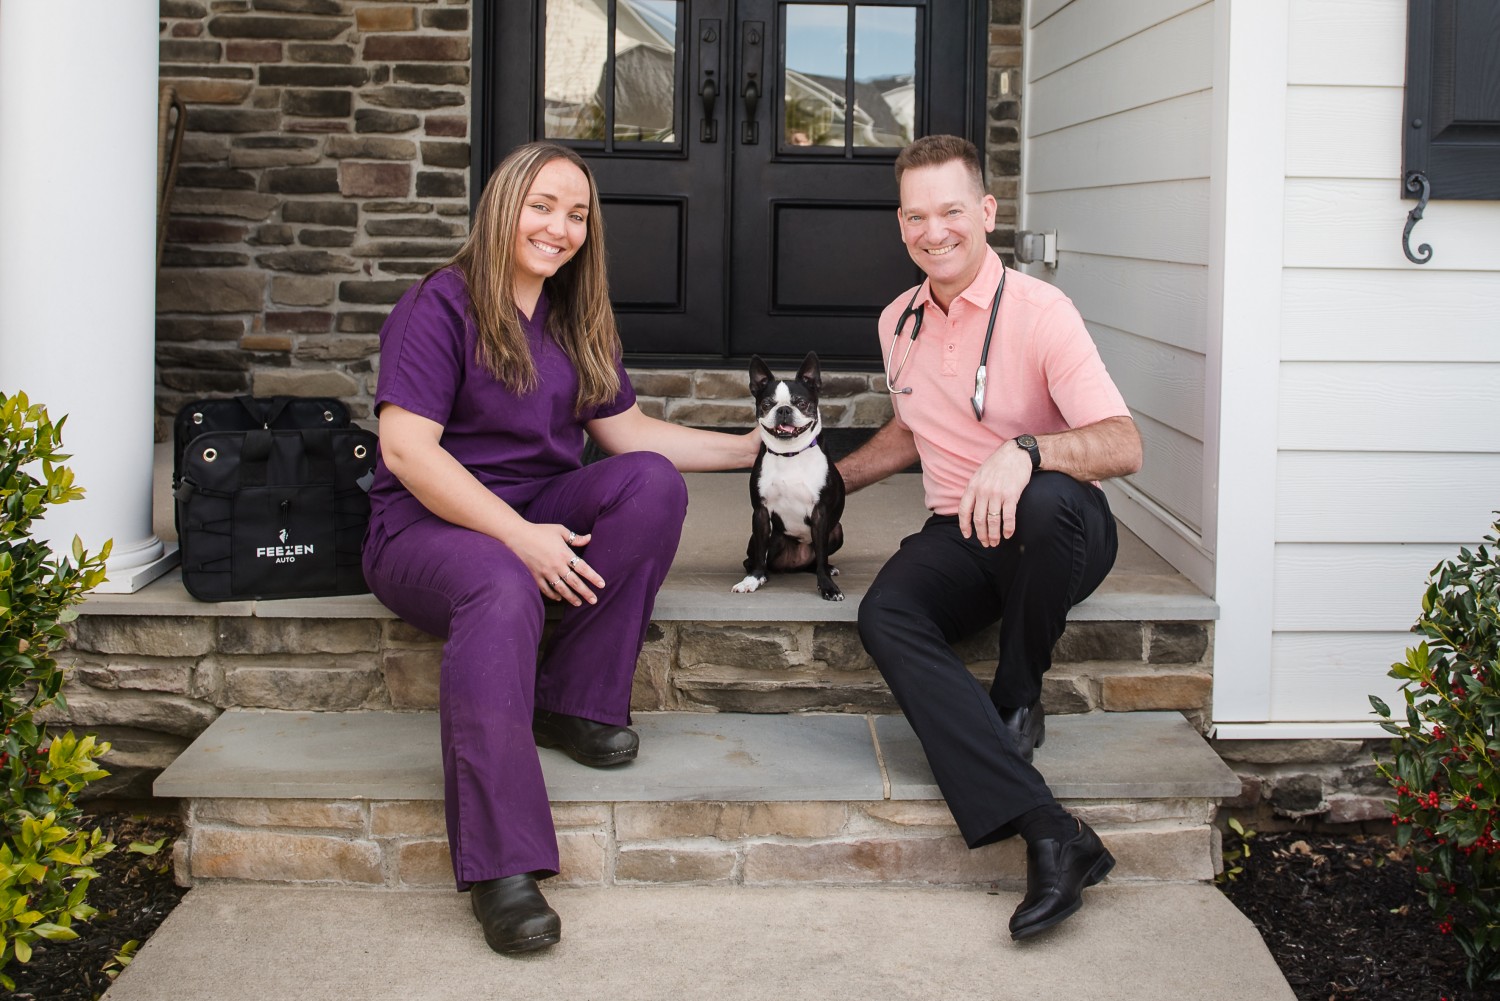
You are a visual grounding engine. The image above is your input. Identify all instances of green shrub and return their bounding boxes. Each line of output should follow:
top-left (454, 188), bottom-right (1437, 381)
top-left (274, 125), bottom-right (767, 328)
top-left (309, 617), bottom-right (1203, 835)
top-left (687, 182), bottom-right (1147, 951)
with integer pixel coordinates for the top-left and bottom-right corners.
top-left (0, 390), bottom-right (113, 990)
top-left (1370, 514), bottom-right (1500, 989)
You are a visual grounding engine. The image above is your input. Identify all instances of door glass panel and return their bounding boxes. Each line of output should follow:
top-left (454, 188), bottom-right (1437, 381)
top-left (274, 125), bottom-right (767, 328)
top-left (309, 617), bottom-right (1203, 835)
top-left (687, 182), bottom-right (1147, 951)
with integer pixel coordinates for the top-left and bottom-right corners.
top-left (614, 1), bottom-right (679, 142)
top-left (544, 0), bottom-right (609, 140)
top-left (852, 6), bottom-right (915, 147)
top-left (544, 0), bottom-right (679, 144)
top-left (783, 5), bottom-right (849, 148)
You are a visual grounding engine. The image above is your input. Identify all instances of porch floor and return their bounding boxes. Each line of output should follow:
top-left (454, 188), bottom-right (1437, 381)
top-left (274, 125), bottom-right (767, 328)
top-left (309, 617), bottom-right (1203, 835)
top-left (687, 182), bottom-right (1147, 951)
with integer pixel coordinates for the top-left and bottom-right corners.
top-left (90, 443), bottom-right (1215, 623)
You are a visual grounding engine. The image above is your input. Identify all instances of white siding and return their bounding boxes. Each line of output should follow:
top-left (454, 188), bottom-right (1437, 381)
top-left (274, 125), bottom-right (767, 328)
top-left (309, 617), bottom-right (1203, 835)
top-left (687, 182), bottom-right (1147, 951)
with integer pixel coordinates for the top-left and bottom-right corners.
top-left (1267, 0), bottom-right (1500, 724)
top-left (1021, 0), bottom-right (1216, 580)
top-left (1018, 0), bottom-right (1500, 727)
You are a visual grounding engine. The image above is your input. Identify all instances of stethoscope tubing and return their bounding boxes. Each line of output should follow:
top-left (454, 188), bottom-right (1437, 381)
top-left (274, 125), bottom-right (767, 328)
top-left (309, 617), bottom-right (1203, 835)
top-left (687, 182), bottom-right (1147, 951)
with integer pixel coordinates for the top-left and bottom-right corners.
top-left (881, 268), bottom-right (1006, 421)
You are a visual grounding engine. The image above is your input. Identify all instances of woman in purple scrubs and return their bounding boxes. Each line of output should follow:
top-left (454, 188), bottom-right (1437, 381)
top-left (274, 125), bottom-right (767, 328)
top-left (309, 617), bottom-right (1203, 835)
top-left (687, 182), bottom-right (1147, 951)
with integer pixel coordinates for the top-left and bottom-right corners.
top-left (363, 142), bottom-right (758, 955)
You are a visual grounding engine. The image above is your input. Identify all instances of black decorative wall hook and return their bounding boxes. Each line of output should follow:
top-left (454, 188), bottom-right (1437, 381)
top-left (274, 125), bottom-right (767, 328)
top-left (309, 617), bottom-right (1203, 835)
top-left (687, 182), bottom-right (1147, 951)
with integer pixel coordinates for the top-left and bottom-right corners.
top-left (1402, 171), bottom-right (1433, 264)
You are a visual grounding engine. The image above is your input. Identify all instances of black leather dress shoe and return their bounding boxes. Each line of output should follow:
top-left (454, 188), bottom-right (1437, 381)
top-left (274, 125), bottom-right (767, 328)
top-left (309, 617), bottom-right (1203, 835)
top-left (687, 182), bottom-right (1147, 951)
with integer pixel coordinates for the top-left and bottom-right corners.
top-left (1009, 820), bottom-right (1115, 941)
top-left (470, 873), bottom-right (561, 954)
top-left (533, 709), bottom-right (639, 767)
top-left (997, 699), bottom-right (1045, 763)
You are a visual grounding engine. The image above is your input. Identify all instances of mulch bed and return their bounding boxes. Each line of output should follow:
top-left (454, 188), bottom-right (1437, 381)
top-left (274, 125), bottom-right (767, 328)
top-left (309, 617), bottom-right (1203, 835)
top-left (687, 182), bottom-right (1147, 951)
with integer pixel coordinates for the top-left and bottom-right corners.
top-left (6, 813), bottom-right (187, 1001)
top-left (1220, 830), bottom-right (1500, 1001)
top-left (7, 814), bottom-right (1500, 1000)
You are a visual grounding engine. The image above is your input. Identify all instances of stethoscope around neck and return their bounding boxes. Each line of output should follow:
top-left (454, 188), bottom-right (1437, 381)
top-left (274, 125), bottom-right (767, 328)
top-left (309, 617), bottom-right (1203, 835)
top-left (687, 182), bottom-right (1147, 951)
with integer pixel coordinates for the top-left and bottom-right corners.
top-left (882, 266), bottom-right (1006, 421)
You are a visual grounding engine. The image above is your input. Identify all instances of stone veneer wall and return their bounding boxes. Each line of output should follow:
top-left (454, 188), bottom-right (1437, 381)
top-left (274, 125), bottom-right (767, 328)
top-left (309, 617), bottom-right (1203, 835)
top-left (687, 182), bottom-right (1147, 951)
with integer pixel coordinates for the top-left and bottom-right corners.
top-left (156, 0), bottom-right (475, 433)
top-left (173, 796), bottom-right (1217, 888)
top-left (1212, 738), bottom-right (1392, 833)
top-left (154, 0), bottom-right (1024, 434)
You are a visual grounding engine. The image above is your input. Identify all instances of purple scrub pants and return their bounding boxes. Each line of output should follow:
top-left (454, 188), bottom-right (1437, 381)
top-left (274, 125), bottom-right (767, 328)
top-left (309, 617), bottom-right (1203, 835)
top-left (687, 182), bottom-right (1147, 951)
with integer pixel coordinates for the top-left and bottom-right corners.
top-left (362, 452), bottom-right (688, 889)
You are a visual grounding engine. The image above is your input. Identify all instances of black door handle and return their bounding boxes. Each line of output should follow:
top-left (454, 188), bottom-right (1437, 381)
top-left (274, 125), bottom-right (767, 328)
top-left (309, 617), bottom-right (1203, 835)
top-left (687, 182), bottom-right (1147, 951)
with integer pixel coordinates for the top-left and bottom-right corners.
top-left (740, 20), bottom-right (764, 144)
top-left (698, 19), bottom-right (721, 143)
top-left (700, 76), bottom-right (719, 141)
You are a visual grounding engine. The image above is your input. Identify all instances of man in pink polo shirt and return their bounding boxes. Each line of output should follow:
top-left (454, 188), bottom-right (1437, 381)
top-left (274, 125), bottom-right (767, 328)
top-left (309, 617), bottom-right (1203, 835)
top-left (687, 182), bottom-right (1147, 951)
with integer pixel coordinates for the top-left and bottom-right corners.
top-left (838, 135), bottom-right (1142, 941)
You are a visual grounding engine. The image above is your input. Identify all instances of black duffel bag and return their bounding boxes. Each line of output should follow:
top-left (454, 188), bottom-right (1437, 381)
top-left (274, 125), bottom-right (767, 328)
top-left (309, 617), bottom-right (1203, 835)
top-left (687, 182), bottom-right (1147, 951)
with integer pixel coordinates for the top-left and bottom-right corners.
top-left (174, 426), bottom-right (378, 601)
top-left (172, 395), bottom-right (350, 490)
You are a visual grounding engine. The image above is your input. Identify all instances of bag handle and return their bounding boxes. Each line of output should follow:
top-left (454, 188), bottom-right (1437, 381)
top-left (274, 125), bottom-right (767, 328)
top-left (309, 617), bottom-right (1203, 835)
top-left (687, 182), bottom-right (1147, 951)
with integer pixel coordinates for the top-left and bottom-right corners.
top-left (237, 394), bottom-right (296, 428)
top-left (238, 428), bottom-right (337, 488)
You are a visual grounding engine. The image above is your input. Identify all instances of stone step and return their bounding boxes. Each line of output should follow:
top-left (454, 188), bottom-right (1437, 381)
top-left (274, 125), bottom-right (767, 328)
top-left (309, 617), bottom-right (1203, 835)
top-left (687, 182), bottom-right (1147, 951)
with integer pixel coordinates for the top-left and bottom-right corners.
top-left (64, 471), bottom-right (1219, 800)
top-left (156, 709), bottom-right (1240, 890)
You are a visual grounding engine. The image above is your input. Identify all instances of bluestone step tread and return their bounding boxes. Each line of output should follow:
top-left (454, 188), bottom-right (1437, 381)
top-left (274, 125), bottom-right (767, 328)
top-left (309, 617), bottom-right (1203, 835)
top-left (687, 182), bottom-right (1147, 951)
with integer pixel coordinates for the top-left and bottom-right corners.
top-left (156, 709), bottom-right (1240, 803)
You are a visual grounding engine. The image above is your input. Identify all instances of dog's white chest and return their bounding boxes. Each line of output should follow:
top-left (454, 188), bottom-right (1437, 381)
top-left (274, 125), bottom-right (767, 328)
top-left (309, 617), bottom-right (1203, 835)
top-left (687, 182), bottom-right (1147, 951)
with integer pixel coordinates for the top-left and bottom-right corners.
top-left (757, 448), bottom-right (828, 543)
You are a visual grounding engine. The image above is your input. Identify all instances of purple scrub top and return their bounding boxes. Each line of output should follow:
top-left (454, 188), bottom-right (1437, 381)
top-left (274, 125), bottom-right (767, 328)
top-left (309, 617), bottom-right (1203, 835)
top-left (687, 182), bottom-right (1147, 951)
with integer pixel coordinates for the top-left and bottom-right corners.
top-left (368, 267), bottom-right (636, 538)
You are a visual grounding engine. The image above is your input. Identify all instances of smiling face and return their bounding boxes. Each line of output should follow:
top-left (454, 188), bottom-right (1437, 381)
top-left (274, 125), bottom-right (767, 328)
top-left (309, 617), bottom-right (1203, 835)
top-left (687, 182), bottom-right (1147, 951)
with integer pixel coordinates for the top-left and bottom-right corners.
top-left (897, 158), bottom-right (997, 312)
top-left (512, 157), bottom-right (591, 306)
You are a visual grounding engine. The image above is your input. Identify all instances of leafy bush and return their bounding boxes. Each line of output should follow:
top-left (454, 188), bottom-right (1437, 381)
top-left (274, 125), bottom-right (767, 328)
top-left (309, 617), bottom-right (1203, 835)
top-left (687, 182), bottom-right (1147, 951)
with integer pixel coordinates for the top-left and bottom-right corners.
top-left (0, 391), bottom-right (114, 990)
top-left (1371, 515), bottom-right (1500, 989)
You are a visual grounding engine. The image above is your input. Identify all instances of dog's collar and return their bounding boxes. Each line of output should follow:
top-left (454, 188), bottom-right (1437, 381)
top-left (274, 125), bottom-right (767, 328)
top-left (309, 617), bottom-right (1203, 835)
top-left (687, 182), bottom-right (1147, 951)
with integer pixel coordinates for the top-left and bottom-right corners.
top-left (766, 435), bottom-right (820, 458)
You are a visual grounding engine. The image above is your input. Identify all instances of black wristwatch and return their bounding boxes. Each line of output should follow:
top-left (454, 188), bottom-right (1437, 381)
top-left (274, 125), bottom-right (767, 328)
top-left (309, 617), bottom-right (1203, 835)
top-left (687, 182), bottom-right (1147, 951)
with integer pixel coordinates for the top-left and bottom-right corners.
top-left (1014, 434), bottom-right (1041, 471)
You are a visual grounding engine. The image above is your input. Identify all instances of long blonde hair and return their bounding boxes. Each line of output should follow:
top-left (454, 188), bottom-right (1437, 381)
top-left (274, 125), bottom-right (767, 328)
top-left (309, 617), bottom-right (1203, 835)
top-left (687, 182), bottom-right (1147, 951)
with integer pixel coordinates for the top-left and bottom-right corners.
top-left (448, 142), bottom-right (621, 412)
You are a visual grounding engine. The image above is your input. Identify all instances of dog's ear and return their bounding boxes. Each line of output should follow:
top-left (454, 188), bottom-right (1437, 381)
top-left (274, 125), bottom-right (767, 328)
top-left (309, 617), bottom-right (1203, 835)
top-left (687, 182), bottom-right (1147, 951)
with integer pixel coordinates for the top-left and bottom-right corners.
top-left (748, 355), bottom-right (774, 395)
top-left (796, 351), bottom-right (821, 390)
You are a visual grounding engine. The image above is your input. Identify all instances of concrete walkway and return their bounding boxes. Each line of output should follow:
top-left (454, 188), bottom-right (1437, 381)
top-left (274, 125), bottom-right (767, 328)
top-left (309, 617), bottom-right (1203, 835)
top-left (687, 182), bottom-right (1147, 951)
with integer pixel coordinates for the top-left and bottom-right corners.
top-left (103, 882), bottom-right (1294, 1001)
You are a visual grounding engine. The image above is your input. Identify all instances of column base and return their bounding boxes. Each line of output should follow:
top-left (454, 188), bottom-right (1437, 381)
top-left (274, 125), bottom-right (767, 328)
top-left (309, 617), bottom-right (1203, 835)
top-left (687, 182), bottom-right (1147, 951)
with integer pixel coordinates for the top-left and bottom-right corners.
top-left (94, 542), bottom-right (180, 594)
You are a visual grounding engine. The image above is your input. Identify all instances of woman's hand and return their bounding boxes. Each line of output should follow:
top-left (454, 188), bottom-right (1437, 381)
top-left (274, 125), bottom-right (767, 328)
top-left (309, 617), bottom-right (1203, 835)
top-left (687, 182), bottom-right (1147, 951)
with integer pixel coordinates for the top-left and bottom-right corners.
top-left (380, 405), bottom-right (608, 605)
top-left (507, 521), bottom-right (605, 606)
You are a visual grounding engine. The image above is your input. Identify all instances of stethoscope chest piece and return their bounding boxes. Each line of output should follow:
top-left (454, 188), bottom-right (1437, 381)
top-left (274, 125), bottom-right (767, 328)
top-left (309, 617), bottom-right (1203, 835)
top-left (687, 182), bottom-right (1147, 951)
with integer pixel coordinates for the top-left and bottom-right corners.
top-left (882, 268), bottom-right (1006, 421)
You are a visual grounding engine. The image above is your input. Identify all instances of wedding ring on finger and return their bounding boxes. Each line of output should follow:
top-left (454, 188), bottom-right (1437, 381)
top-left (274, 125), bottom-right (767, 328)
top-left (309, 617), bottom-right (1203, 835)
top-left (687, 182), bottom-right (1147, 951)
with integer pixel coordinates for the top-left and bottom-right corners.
top-left (553, 577), bottom-right (565, 588)
top-left (568, 556), bottom-right (581, 569)
top-left (566, 530), bottom-right (577, 544)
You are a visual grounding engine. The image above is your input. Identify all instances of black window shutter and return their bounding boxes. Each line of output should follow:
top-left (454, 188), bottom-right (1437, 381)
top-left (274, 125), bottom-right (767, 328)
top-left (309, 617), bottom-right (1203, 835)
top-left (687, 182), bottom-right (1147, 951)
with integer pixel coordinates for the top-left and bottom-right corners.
top-left (1403, 0), bottom-right (1500, 199)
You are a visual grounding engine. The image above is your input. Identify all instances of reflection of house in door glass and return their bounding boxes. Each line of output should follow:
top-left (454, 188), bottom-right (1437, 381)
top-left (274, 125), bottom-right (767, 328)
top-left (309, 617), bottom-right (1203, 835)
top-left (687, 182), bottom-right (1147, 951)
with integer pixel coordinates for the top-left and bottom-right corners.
top-left (784, 5), bottom-right (914, 149)
top-left (544, 0), bottom-right (679, 143)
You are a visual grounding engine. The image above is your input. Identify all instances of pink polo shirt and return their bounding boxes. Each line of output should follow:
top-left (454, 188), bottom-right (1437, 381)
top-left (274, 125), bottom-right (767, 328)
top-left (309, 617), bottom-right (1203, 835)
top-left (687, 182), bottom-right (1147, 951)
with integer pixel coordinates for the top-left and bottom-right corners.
top-left (879, 248), bottom-right (1130, 515)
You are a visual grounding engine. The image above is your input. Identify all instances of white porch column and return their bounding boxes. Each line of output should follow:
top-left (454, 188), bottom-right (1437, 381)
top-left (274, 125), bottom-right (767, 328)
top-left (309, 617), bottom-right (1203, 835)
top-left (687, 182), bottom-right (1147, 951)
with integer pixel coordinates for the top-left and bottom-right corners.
top-left (0, 0), bottom-right (174, 591)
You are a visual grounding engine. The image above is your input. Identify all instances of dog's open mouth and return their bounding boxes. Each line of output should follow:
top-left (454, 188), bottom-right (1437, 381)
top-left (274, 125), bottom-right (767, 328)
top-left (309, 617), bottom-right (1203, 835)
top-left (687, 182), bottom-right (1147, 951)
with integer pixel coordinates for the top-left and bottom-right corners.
top-left (769, 422), bottom-right (812, 439)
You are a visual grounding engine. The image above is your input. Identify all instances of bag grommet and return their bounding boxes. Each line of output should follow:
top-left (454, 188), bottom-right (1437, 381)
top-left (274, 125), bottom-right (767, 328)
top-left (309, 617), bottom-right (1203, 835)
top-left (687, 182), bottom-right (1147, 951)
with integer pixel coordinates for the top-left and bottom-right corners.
top-left (323, 411), bottom-right (334, 422)
top-left (353, 444), bottom-right (367, 459)
top-left (203, 447), bottom-right (218, 462)
top-left (192, 412), bottom-right (204, 424)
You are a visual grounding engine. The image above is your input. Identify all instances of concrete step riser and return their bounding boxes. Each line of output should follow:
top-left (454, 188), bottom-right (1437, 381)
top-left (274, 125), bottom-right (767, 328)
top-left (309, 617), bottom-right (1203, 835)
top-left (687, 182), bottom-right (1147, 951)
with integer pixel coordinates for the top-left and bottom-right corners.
top-left (175, 797), bottom-right (1223, 889)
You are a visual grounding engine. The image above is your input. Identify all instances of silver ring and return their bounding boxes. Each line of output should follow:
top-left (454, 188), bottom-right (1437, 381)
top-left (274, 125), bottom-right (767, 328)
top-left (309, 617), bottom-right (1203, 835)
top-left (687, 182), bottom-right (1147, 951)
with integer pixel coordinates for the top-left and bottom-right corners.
top-left (568, 556), bottom-right (581, 568)
top-left (567, 531), bottom-right (577, 544)
top-left (564, 568), bottom-right (575, 577)
top-left (987, 512), bottom-right (1000, 519)
top-left (552, 577), bottom-right (564, 588)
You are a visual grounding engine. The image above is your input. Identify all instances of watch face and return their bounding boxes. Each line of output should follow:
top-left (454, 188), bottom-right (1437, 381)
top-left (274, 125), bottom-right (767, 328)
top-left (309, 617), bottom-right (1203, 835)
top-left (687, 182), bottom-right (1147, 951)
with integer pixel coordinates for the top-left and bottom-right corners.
top-left (1017, 434), bottom-right (1037, 448)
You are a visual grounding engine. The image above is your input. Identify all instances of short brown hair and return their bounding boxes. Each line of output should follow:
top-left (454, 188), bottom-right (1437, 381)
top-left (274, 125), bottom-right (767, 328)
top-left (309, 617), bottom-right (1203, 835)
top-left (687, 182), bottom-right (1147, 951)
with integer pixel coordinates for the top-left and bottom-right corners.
top-left (893, 134), bottom-right (985, 194)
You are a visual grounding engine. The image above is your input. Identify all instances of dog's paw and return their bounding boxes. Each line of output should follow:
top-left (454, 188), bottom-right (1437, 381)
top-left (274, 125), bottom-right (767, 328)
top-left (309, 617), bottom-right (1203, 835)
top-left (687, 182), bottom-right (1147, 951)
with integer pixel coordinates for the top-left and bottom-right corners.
top-left (819, 585), bottom-right (845, 602)
top-left (732, 575), bottom-right (766, 594)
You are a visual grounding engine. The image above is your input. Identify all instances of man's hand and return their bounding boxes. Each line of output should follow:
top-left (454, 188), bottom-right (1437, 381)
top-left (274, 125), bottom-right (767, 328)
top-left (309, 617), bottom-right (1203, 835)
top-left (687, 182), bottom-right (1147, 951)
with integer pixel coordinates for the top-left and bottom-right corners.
top-left (957, 416), bottom-right (1142, 547)
top-left (958, 440), bottom-right (1033, 545)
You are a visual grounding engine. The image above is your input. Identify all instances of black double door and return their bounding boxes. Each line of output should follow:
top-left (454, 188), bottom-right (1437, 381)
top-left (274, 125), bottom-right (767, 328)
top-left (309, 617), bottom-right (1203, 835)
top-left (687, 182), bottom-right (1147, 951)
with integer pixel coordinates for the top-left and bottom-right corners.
top-left (484, 0), bottom-right (981, 364)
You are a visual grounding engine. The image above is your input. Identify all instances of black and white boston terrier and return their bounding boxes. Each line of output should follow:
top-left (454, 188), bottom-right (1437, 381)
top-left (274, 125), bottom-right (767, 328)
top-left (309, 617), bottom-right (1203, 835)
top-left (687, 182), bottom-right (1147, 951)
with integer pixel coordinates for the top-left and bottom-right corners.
top-left (732, 352), bottom-right (846, 602)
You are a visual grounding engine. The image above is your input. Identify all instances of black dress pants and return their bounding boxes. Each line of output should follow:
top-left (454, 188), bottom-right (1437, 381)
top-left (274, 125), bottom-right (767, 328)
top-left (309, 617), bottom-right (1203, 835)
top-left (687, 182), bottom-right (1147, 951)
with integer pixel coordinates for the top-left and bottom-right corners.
top-left (857, 472), bottom-right (1118, 847)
